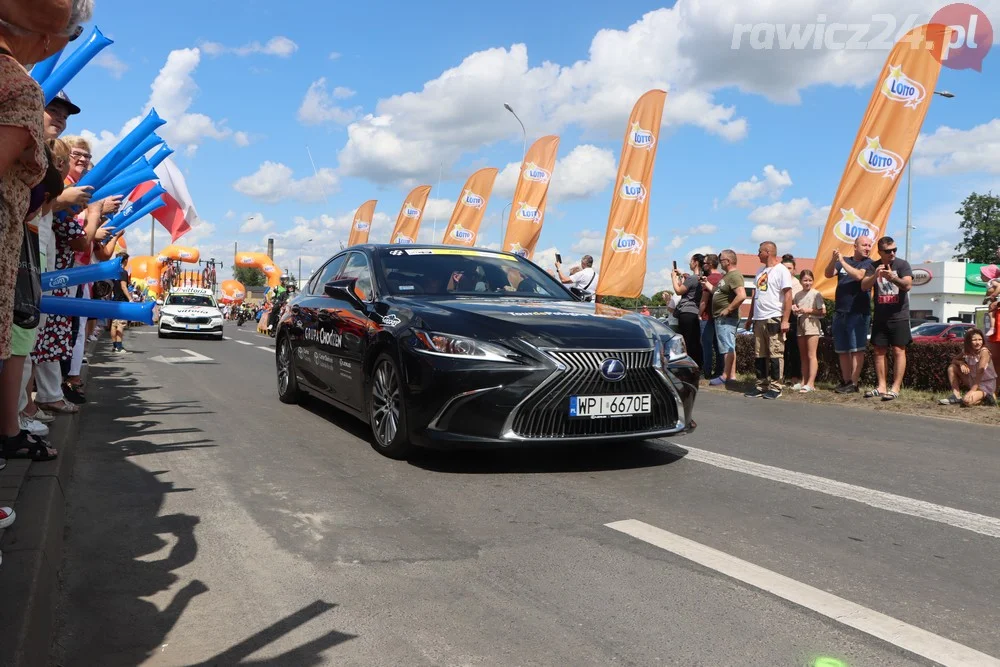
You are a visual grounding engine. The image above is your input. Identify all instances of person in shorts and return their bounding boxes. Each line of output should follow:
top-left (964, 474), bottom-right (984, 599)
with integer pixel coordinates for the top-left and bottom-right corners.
top-left (743, 241), bottom-right (793, 399)
top-left (823, 235), bottom-right (875, 394)
top-left (110, 252), bottom-right (131, 353)
top-left (706, 249), bottom-right (746, 386)
top-left (861, 236), bottom-right (912, 400)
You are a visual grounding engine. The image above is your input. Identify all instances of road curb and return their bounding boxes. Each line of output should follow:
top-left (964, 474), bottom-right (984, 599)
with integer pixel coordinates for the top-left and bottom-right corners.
top-left (0, 342), bottom-right (92, 667)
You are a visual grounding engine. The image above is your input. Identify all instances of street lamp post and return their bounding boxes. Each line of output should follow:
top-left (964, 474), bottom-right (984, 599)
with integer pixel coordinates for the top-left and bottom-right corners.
top-left (501, 201), bottom-right (513, 249)
top-left (503, 103), bottom-right (527, 244)
top-left (905, 90), bottom-right (955, 262)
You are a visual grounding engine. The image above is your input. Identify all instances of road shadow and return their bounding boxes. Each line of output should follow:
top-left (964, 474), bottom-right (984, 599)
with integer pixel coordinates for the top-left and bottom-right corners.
top-left (408, 440), bottom-right (687, 475)
top-left (52, 348), bottom-right (355, 666)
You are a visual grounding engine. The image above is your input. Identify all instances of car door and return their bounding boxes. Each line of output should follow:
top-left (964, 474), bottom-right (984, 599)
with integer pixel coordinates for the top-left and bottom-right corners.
top-left (295, 254), bottom-right (347, 394)
top-left (325, 252), bottom-right (376, 411)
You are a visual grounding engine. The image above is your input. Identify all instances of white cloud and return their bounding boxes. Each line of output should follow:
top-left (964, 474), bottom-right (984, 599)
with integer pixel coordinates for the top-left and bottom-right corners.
top-left (493, 144), bottom-right (617, 204)
top-left (233, 131), bottom-right (251, 147)
top-left (687, 245), bottom-right (715, 257)
top-left (93, 51), bottom-right (128, 79)
top-left (328, 51), bottom-right (342, 60)
top-left (688, 224), bottom-right (717, 235)
top-left (915, 240), bottom-right (956, 263)
top-left (913, 119), bottom-right (1000, 176)
top-left (549, 145), bottom-right (617, 201)
top-left (225, 210), bottom-right (236, 219)
top-left (668, 235), bottom-right (687, 249)
top-left (751, 223), bottom-right (801, 245)
top-left (571, 229), bottom-right (605, 254)
top-left (298, 78), bottom-right (359, 125)
top-left (202, 36), bottom-right (299, 58)
top-left (748, 197), bottom-right (828, 228)
top-left (240, 214), bottom-right (274, 234)
top-left (233, 161), bottom-right (339, 204)
top-left (725, 165), bottom-right (792, 207)
top-left (332, 86), bottom-right (355, 99)
top-left (81, 48), bottom-right (246, 159)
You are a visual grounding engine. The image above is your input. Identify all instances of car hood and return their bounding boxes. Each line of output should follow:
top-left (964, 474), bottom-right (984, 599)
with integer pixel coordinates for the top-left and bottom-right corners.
top-left (161, 305), bottom-right (220, 317)
top-left (385, 297), bottom-right (671, 349)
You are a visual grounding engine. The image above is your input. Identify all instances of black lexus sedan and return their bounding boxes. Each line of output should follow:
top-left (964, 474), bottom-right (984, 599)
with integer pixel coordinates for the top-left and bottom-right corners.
top-left (274, 244), bottom-right (698, 459)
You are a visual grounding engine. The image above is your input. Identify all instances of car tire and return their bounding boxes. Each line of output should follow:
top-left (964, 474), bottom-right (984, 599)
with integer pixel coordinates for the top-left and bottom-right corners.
top-left (158, 330), bottom-right (166, 338)
top-left (368, 352), bottom-right (412, 459)
top-left (276, 335), bottom-right (302, 404)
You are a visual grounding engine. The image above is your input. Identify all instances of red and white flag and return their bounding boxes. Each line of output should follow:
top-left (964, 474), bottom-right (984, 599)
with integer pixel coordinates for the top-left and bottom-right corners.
top-left (128, 158), bottom-right (198, 242)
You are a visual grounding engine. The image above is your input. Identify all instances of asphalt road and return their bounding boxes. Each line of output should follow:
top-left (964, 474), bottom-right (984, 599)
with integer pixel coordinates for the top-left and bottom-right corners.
top-left (50, 324), bottom-right (1000, 666)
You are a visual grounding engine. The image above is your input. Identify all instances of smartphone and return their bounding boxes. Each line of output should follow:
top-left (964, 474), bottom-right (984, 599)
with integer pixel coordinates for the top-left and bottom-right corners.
top-left (672, 260), bottom-right (678, 271)
top-left (555, 253), bottom-right (563, 264)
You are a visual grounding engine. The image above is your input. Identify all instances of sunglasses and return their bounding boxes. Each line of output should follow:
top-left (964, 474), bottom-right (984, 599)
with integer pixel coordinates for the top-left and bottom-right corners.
top-left (70, 151), bottom-right (91, 160)
top-left (882, 248), bottom-right (898, 254)
top-left (67, 25), bottom-right (84, 41)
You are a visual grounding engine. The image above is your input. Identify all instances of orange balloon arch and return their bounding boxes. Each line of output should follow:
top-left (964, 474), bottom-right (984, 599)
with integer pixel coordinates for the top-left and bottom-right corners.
top-left (234, 251), bottom-right (282, 288)
top-left (126, 245), bottom-right (205, 297)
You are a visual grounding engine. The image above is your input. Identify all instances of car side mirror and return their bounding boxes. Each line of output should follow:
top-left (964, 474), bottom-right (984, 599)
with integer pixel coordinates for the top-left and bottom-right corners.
top-left (324, 278), bottom-right (363, 306)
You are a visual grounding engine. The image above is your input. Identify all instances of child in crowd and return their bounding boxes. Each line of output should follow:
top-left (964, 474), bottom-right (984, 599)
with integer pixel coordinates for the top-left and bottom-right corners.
top-left (791, 269), bottom-right (825, 393)
top-left (939, 328), bottom-right (997, 407)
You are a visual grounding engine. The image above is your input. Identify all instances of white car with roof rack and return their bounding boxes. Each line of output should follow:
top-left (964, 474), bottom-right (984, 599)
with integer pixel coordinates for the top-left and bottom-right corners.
top-left (157, 287), bottom-right (225, 339)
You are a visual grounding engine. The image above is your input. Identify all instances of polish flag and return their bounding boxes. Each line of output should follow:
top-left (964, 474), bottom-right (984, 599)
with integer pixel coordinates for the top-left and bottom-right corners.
top-left (128, 158), bottom-right (198, 242)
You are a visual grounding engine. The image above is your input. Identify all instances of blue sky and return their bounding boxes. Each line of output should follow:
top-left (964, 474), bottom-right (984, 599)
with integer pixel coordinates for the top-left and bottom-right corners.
top-left (60, 0), bottom-right (1000, 294)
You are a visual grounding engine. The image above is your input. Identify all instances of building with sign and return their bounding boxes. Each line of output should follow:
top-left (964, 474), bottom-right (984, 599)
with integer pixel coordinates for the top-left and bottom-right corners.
top-left (908, 261), bottom-right (999, 324)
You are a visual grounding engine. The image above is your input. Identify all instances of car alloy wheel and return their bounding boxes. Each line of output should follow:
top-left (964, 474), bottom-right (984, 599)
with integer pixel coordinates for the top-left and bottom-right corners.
top-left (368, 354), bottom-right (411, 458)
top-left (276, 337), bottom-right (301, 404)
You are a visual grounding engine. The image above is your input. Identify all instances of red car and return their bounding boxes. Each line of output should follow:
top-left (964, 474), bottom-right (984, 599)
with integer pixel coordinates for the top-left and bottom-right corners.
top-left (910, 322), bottom-right (973, 344)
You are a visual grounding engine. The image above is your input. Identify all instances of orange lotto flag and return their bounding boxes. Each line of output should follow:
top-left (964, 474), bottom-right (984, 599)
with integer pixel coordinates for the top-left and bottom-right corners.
top-left (502, 135), bottom-right (560, 259)
top-left (595, 89), bottom-right (667, 298)
top-left (442, 167), bottom-right (498, 246)
top-left (389, 185), bottom-right (432, 244)
top-left (347, 200), bottom-right (377, 247)
top-left (812, 24), bottom-right (950, 298)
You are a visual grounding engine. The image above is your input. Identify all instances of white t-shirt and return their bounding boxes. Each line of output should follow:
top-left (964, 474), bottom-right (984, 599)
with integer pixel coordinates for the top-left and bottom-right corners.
top-left (569, 267), bottom-right (597, 295)
top-left (751, 263), bottom-right (793, 320)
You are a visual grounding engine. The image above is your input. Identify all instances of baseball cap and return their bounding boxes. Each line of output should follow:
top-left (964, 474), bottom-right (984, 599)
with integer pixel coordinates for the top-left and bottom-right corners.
top-left (47, 90), bottom-right (81, 115)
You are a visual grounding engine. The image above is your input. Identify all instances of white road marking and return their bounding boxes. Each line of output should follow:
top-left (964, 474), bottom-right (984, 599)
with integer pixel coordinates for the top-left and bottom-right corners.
top-left (666, 443), bottom-right (1000, 539)
top-left (257, 346), bottom-right (274, 352)
top-left (607, 519), bottom-right (1000, 667)
top-left (234, 340), bottom-right (253, 346)
top-left (148, 349), bottom-right (213, 364)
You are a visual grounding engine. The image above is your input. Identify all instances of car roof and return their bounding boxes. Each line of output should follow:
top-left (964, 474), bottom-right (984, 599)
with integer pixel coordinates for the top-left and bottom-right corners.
top-left (355, 243), bottom-right (517, 258)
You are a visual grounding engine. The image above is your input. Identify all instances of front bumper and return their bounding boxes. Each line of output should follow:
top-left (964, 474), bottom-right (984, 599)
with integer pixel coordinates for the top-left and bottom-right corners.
top-left (159, 321), bottom-right (223, 335)
top-left (398, 343), bottom-right (698, 450)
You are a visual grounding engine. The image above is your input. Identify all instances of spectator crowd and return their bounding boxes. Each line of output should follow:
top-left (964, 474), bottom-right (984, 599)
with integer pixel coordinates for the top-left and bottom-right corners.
top-left (665, 238), bottom-right (1000, 405)
top-left (0, 0), bottom-right (138, 544)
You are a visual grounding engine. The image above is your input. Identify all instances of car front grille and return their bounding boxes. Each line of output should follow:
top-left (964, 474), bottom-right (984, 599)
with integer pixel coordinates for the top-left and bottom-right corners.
top-left (509, 349), bottom-right (679, 439)
top-left (175, 316), bottom-right (211, 324)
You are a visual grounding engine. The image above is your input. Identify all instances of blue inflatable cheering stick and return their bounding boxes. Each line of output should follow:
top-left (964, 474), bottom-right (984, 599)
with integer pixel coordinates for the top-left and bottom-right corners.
top-left (41, 27), bottom-right (114, 104)
top-left (77, 108), bottom-right (165, 191)
top-left (104, 184), bottom-right (167, 231)
top-left (148, 144), bottom-right (174, 170)
top-left (40, 297), bottom-right (156, 326)
top-left (101, 197), bottom-right (166, 241)
top-left (31, 47), bottom-right (64, 85)
top-left (40, 256), bottom-right (124, 292)
top-left (89, 160), bottom-right (159, 202)
top-left (104, 134), bottom-right (165, 183)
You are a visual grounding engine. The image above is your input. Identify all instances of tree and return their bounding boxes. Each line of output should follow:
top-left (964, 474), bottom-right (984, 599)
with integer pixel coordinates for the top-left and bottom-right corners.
top-left (234, 266), bottom-right (266, 287)
top-left (954, 191), bottom-right (1000, 263)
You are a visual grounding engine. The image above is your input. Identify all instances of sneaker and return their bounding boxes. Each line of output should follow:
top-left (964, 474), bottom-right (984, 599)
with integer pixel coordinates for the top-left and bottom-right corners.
top-left (18, 415), bottom-right (49, 437)
top-left (87, 334), bottom-right (98, 342)
top-left (744, 387), bottom-right (765, 398)
top-left (22, 409), bottom-right (54, 424)
top-left (0, 507), bottom-right (15, 529)
top-left (762, 389), bottom-right (782, 400)
top-left (938, 395), bottom-right (961, 405)
top-left (835, 383), bottom-right (859, 394)
top-left (709, 376), bottom-right (727, 386)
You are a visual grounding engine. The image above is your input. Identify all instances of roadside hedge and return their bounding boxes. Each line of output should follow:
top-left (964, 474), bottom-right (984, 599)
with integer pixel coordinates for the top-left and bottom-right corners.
top-left (734, 334), bottom-right (962, 392)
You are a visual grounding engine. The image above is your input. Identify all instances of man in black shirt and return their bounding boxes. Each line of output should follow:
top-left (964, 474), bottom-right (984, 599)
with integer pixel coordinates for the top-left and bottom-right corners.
top-left (823, 235), bottom-right (875, 393)
top-left (861, 236), bottom-right (912, 400)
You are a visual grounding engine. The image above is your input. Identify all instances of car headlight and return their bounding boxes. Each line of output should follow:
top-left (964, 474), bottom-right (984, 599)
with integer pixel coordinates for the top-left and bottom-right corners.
top-left (413, 330), bottom-right (516, 363)
top-left (656, 335), bottom-right (687, 368)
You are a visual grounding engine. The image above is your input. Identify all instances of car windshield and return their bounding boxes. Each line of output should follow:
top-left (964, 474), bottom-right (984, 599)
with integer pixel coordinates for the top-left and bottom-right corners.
top-left (912, 323), bottom-right (948, 336)
top-left (166, 295), bottom-right (215, 307)
top-left (378, 248), bottom-right (570, 299)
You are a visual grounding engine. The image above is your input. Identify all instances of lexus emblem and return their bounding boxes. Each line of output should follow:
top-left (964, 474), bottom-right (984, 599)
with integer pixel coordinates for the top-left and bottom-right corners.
top-left (599, 358), bottom-right (626, 382)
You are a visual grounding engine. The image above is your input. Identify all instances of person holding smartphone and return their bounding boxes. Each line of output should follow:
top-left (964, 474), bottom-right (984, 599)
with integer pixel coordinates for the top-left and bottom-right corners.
top-left (860, 236), bottom-right (913, 401)
top-left (555, 254), bottom-right (597, 301)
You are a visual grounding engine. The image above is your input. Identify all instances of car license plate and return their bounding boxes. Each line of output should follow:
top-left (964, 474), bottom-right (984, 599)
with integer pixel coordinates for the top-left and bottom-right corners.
top-left (569, 394), bottom-right (651, 418)
top-left (186, 324), bottom-right (200, 330)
